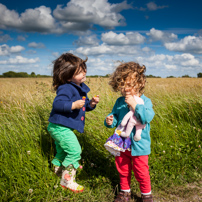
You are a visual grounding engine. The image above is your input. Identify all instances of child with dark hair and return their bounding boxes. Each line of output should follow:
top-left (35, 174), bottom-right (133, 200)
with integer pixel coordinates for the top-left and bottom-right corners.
top-left (48, 53), bottom-right (99, 192)
top-left (104, 62), bottom-right (155, 202)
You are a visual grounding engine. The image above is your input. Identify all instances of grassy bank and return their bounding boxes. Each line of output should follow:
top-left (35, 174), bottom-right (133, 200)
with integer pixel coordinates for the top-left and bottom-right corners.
top-left (0, 78), bottom-right (201, 201)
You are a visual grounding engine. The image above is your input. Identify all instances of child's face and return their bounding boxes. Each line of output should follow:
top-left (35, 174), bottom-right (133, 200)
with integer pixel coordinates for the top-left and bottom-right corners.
top-left (119, 78), bottom-right (139, 97)
top-left (70, 67), bottom-right (86, 86)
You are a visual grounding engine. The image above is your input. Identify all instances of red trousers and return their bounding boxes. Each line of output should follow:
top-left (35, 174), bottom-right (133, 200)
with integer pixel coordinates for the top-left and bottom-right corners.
top-left (115, 150), bottom-right (151, 193)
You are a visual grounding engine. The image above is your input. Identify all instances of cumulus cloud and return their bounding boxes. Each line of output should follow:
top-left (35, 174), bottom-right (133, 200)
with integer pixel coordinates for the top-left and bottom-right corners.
top-left (74, 43), bottom-right (143, 56)
top-left (10, 46), bottom-right (25, 53)
top-left (74, 34), bottom-right (99, 46)
top-left (101, 31), bottom-right (145, 45)
top-left (28, 42), bottom-right (45, 48)
top-left (0, 4), bottom-right (56, 33)
top-left (0, 1), bottom-right (132, 34)
top-left (88, 58), bottom-right (113, 72)
top-left (147, 28), bottom-right (177, 42)
top-left (0, 44), bottom-right (25, 56)
top-left (53, 0), bottom-right (132, 29)
top-left (17, 35), bottom-right (26, 41)
top-left (0, 56), bottom-right (39, 64)
top-left (164, 36), bottom-right (202, 54)
top-left (0, 34), bottom-right (12, 42)
top-left (136, 53), bottom-right (200, 75)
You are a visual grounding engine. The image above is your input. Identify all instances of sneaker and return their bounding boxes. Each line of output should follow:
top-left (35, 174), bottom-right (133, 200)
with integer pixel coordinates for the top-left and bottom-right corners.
top-left (114, 191), bottom-right (131, 202)
top-left (141, 194), bottom-right (153, 202)
top-left (60, 165), bottom-right (84, 193)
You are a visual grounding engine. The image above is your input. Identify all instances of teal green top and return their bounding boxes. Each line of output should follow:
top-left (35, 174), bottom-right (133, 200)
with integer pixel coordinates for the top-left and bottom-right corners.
top-left (104, 94), bottom-right (155, 156)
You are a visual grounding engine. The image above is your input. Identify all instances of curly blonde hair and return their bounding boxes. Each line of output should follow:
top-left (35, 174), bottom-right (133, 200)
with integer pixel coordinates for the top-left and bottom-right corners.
top-left (109, 62), bottom-right (146, 95)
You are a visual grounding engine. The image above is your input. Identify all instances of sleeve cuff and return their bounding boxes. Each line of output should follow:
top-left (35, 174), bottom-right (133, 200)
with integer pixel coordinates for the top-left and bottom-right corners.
top-left (64, 101), bottom-right (73, 113)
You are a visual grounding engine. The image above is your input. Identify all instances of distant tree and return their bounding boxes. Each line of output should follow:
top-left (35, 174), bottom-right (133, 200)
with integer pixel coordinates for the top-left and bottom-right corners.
top-left (17, 72), bottom-right (29, 77)
top-left (31, 72), bottom-right (36, 77)
top-left (1, 71), bottom-right (51, 78)
top-left (146, 75), bottom-right (161, 78)
top-left (166, 76), bottom-right (175, 78)
top-left (182, 74), bottom-right (191, 78)
top-left (3, 71), bottom-right (16, 77)
top-left (197, 72), bottom-right (202, 78)
top-left (105, 74), bottom-right (111, 77)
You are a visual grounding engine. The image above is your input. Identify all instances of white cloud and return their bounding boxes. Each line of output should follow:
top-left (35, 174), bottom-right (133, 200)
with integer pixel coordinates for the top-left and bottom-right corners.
top-left (10, 45), bottom-right (25, 53)
top-left (74, 34), bottom-right (99, 46)
top-left (28, 42), bottom-right (45, 48)
top-left (165, 64), bottom-right (177, 69)
top-left (137, 2), bottom-right (168, 11)
top-left (0, 56), bottom-right (39, 64)
top-left (17, 35), bottom-right (26, 41)
top-left (0, 1), bottom-right (132, 34)
top-left (52, 52), bottom-right (60, 58)
top-left (164, 36), bottom-right (202, 54)
top-left (146, 28), bottom-right (177, 42)
top-left (146, 2), bottom-right (168, 11)
top-left (20, 6), bottom-right (56, 32)
top-left (53, 0), bottom-right (132, 28)
top-left (0, 44), bottom-right (25, 55)
top-left (101, 31), bottom-right (145, 45)
top-left (0, 4), bottom-right (56, 33)
top-left (88, 58), bottom-right (112, 71)
top-left (135, 53), bottom-right (201, 77)
top-left (0, 34), bottom-right (12, 42)
top-left (74, 44), bottom-right (142, 56)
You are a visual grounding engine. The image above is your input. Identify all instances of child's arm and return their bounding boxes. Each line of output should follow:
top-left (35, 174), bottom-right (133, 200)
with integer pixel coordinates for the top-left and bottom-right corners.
top-left (104, 99), bottom-right (119, 128)
top-left (134, 97), bottom-right (155, 124)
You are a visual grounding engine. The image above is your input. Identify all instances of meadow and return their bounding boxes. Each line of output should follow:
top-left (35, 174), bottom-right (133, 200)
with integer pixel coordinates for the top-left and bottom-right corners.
top-left (0, 77), bottom-right (202, 201)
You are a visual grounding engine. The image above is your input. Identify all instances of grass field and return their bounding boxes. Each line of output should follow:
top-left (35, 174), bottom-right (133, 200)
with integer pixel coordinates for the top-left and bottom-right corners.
top-left (0, 77), bottom-right (202, 201)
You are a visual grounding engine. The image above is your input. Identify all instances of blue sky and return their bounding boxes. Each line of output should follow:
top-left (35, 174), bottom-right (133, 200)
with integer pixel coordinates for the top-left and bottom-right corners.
top-left (0, 0), bottom-right (202, 77)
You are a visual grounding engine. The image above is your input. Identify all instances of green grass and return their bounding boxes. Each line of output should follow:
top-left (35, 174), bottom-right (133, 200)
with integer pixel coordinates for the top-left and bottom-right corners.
top-left (0, 78), bottom-right (202, 201)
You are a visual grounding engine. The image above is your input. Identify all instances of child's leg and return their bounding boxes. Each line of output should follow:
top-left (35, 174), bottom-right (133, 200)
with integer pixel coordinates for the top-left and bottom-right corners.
top-left (52, 141), bottom-right (66, 166)
top-left (59, 128), bottom-right (81, 169)
top-left (115, 150), bottom-right (132, 191)
top-left (132, 155), bottom-right (151, 194)
top-left (48, 123), bottom-right (81, 169)
top-left (48, 123), bottom-right (66, 166)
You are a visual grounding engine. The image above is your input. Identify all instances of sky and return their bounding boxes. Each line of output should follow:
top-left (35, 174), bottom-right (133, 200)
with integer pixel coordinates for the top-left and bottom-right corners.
top-left (0, 0), bottom-right (202, 78)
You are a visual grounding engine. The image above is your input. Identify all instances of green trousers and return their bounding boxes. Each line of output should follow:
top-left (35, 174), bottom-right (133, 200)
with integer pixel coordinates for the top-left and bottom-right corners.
top-left (47, 122), bottom-right (81, 169)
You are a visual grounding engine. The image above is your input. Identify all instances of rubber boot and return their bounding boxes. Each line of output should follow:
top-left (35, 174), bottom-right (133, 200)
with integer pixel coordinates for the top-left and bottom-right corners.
top-left (60, 164), bottom-right (84, 193)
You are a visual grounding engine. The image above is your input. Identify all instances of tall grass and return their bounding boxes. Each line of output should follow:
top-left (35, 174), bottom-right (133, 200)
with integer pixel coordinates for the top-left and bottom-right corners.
top-left (0, 78), bottom-right (201, 201)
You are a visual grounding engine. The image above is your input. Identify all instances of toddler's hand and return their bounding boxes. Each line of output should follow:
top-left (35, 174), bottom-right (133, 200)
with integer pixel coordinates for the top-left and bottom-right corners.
top-left (106, 115), bottom-right (113, 126)
top-left (72, 100), bottom-right (85, 110)
top-left (125, 92), bottom-right (137, 111)
top-left (90, 95), bottom-right (99, 107)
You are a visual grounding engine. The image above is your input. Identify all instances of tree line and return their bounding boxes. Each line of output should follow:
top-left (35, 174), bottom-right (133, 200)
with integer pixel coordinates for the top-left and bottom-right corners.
top-left (0, 71), bottom-right (202, 78)
top-left (0, 71), bottom-right (51, 78)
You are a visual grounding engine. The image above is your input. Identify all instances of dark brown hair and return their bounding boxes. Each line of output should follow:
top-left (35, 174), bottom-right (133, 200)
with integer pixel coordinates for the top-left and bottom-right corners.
top-left (52, 53), bottom-right (87, 90)
top-left (109, 62), bottom-right (146, 95)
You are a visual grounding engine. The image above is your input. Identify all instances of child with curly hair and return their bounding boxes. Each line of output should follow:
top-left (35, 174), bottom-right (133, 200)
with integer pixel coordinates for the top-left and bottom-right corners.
top-left (48, 53), bottom-right (99, 193)
top-left (104, 62), bottom-right (155, 202)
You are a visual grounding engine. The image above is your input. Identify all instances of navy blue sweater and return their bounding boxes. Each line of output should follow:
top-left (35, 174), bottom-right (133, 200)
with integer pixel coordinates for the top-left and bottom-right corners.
top-left (48, 82), bottom-right (95, 133)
